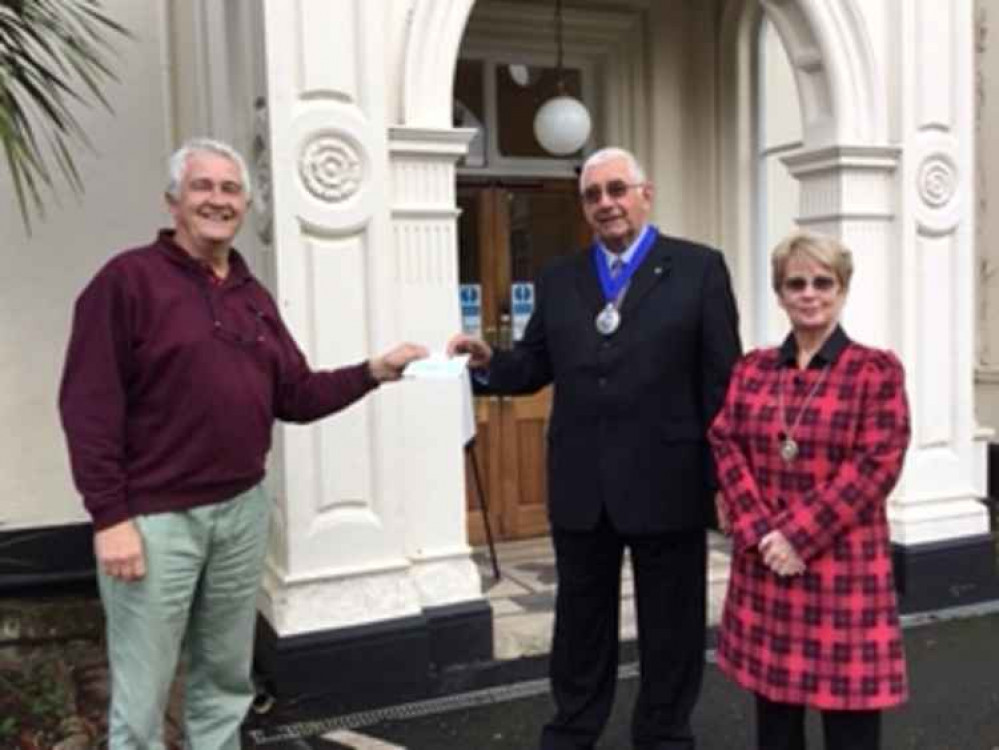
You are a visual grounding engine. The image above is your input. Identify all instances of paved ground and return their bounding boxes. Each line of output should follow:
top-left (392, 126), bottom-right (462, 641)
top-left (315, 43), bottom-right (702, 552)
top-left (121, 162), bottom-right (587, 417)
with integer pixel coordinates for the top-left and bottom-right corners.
top-left (7, 541), bottom-right (999, 749)
top-left (244, 604), bottom-right (999, 750)
top-left (476, 535), bottom-right (733, 660)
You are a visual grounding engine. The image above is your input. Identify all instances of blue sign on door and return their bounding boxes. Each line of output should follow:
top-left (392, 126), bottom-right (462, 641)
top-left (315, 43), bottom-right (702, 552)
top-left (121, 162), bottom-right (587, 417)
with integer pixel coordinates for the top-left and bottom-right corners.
top-left (510, 282), bottom-right (534, 341)
top-left (459, 283), bottom-right (482, 338)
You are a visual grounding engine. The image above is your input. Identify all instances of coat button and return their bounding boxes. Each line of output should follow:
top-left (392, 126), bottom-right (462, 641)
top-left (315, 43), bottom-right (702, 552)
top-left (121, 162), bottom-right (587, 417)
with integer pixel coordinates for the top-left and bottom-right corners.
top-left (598, 377), bottom-right (607, 388)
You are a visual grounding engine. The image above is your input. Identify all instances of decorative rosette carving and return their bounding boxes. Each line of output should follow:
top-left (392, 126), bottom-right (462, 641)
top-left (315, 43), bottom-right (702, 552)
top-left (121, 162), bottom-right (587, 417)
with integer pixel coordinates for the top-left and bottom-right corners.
top-left (299, 135), bottom-right (364, 203)
top-left (918, 155), bottom-right (957, 209)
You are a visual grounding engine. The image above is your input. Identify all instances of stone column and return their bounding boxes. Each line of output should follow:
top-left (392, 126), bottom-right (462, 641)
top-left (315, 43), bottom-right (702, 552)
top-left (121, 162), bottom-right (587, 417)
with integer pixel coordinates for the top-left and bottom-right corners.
top-left (389, 125), bottom-right (491, 666)
top-left (782, 146), bottom-right (900, 348)
top-left (250, 0), bottom-right (489, 709)
top-left (885, 0), bottom-right (997, 610)
top-left (784, 0), bottom-right (997, 613)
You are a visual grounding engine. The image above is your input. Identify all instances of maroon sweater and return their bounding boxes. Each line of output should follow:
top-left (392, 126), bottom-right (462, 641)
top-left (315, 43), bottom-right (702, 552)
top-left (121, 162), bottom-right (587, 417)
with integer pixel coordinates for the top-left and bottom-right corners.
top-left (59, 231), bottom-right (379, 530)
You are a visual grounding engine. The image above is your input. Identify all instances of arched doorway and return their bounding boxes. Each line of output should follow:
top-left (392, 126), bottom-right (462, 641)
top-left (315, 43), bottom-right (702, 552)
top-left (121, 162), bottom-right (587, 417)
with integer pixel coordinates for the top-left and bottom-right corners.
top-left (401, 0), bottom-right (890, 544)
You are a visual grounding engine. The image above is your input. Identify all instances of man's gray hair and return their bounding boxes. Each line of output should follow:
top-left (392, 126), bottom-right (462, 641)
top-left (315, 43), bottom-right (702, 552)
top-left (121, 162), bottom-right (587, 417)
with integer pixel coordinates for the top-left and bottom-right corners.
top-left (166, 137), bottom-right (252, 200)
top-left (579, 147), bottom-right (647, 191)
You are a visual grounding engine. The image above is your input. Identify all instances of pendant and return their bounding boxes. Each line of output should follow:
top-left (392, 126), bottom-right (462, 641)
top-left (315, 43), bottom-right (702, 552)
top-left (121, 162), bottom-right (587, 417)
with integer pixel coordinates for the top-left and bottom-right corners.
top-left (595, 303), bottom-right (620, 336)
top-left (780, 437), bottom-right (799, 464)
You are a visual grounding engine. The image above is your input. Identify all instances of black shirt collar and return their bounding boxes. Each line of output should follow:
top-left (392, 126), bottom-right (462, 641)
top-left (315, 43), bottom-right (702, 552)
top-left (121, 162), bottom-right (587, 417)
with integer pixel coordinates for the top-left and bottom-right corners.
top-left (778, 325), bottom-right (851, 369)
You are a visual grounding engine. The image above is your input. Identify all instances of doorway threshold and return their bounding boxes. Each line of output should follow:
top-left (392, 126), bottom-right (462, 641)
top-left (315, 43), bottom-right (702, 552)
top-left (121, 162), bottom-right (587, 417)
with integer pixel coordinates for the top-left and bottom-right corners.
top-left (472, 532), bottom-right (733, 661)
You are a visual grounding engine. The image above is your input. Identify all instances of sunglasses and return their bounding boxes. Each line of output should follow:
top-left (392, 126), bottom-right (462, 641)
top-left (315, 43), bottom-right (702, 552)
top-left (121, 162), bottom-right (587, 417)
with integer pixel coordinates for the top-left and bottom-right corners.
top-left (782, 275), bottom-right (838, 293)
top-left (582, 180), bottom-right (644, 205)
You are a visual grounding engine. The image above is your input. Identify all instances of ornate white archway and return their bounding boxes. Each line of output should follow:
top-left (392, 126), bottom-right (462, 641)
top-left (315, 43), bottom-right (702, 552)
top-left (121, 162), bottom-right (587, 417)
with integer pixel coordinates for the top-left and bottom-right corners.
top-left (403, 0), bottom-right (476, 128)
top-left (716, 0), bottom-right (897, 344)
top-left (396, 0), bottom-right (992, 603)
top-left (760, 0), bottom-right (886, 147)
top-left (402, 0), bottom-right (884, 145)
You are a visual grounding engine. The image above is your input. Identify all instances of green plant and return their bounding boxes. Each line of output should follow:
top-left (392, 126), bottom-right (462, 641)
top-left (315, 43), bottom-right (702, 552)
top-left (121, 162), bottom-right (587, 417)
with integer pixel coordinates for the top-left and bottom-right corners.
top-left (0, 713), bottom-right (18, 742)
top-left (0, 0), bottom-right (130, 230)
top-left (0, 650), bottom-right (76, 747)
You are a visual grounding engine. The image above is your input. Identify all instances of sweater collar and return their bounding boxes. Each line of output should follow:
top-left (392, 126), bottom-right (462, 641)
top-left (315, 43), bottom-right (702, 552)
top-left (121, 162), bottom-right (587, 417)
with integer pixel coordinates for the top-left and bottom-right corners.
top-left (154, 229), bottom-right (252, 286)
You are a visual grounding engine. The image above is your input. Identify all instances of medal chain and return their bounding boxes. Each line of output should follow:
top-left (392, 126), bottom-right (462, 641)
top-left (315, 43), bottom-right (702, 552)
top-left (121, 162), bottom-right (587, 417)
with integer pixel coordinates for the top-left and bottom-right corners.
top-left (596, 258), bottom-right (625, 336)
top-left (776, 364), bottom-right (830, 456)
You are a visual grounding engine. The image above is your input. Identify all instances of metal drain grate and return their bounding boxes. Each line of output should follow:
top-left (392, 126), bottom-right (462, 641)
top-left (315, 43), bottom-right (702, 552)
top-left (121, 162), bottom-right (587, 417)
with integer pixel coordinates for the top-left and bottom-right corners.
top-left (247, 663), bottom-right (645, 745)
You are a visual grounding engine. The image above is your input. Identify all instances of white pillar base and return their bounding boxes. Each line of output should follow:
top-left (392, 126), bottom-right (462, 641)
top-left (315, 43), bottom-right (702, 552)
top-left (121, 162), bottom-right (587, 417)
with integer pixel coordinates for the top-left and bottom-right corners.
top-left (408, 551), bottom-right (483, 610)
top-left (889, 496), bottom-right (990, 547)
top-left (259, 564), bottom-right (422, 637)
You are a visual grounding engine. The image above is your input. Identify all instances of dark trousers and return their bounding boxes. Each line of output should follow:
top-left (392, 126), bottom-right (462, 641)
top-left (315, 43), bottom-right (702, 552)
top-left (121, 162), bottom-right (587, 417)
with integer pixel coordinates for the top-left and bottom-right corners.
top-left (540, 512), bottom-right (707, 750)
top-left (755, 694), bottom-right (882, 750)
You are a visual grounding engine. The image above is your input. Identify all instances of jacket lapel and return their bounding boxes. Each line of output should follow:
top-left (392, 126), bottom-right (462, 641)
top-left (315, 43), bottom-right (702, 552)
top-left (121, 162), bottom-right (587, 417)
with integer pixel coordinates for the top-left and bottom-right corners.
top-left (620, 234), bottom-right (672, 316)
top-left (573, 247), bottom-right (606, 314)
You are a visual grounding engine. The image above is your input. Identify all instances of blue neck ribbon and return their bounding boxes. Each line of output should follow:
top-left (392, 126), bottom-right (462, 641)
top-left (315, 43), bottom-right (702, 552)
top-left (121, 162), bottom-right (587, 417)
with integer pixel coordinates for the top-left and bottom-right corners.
top-left (591, 225), bottom-right (658, 303)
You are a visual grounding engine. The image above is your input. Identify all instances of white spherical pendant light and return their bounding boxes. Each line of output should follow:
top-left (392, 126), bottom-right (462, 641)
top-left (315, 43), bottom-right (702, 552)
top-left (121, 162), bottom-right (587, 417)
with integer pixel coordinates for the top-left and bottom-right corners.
top-left (534, 94), bottom-right (592, 155)
top-left (532, 0), bottom-right (592, 156)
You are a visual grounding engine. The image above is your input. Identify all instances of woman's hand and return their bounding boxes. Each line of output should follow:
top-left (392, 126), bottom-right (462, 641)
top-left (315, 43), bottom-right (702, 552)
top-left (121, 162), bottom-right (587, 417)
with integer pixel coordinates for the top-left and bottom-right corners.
top-left (714, 492), bottom-right (731, 536)
top-left (759, 530), bottom-right (805, 577)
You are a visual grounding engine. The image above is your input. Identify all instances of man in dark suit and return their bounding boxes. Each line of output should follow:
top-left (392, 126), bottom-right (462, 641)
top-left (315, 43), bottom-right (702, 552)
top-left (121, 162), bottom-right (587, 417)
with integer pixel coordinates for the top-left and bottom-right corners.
top-left (448, 147), bottom-right (740, 749)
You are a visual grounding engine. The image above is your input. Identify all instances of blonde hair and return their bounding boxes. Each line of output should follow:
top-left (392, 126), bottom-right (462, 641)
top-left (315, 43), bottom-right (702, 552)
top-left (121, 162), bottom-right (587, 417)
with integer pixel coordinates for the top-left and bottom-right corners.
top-left (771, 230), bottom-right (853, 293)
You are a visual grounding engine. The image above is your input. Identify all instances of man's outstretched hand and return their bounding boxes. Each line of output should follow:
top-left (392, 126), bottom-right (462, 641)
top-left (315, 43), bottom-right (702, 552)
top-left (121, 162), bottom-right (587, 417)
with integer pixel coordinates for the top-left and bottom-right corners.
top-left (446, 334), bottom-right (493, 369)
top-left (368, 343), bottom-right (429, 382)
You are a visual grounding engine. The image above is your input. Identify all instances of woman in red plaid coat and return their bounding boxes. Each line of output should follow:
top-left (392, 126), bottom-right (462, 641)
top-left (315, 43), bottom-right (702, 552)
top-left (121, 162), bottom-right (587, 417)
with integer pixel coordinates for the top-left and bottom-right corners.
top-left (708, 231), bottom-right (910, 750)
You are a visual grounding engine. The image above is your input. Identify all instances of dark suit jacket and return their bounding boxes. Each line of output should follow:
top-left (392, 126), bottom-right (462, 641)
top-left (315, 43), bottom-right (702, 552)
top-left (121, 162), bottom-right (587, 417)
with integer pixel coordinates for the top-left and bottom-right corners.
top-left (484, 231), bottom-right (741, 534)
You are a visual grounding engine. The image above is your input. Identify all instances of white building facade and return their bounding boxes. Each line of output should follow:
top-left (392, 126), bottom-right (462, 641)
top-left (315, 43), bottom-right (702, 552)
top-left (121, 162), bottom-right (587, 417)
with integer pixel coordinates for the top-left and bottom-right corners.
top-left (2, 0), bottom-right (998, 707)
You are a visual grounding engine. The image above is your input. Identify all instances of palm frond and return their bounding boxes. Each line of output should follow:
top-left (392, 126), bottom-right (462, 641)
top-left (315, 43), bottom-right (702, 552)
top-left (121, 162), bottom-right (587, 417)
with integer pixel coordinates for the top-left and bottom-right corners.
top-left (0, 0), bottom-right (131, 231)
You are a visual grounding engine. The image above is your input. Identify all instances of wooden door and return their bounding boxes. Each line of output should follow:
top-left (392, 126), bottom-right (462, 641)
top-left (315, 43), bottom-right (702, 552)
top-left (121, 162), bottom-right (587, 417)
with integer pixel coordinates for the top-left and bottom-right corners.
top-left (459, 180), bottom-right (589, 543)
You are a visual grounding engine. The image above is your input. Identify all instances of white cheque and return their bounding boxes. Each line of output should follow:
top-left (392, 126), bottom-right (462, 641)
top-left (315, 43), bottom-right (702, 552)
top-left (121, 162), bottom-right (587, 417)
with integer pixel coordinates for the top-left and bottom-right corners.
top-left (402, 352), bottom-right (469, 380)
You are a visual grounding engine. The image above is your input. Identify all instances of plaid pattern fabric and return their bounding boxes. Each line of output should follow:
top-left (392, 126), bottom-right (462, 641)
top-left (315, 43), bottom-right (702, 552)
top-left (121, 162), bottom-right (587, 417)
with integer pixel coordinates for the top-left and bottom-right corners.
top-left (708, 335), bottom-right (910, 710)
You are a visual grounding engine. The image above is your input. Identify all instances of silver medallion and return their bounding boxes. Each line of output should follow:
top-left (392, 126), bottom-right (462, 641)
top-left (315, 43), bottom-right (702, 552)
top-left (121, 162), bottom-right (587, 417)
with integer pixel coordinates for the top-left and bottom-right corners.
top-left (595, 303), bottom-right (620, 336)
top-left (780, 437), bottom-right (799, 464)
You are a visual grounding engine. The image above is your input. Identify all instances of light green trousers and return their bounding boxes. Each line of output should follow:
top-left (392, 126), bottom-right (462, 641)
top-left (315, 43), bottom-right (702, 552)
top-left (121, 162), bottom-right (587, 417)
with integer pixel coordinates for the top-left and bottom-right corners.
top-left (98, 485), bottom-right (271, 750)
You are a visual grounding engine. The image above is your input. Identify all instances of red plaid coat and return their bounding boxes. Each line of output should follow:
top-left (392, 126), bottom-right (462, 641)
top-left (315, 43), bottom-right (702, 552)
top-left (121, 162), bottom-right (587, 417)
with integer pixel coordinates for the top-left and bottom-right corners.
top-left (708, 328), bottom-right (910, 710)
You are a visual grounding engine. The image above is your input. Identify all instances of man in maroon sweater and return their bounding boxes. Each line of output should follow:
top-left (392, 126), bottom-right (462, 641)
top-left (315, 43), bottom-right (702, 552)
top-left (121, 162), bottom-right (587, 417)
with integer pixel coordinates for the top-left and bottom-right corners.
top-left (59, 137), bottom-right (426, 749)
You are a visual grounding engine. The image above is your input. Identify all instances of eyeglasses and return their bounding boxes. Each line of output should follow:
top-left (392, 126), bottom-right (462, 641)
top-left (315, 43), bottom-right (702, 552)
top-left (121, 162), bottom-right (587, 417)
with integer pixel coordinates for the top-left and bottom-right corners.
top-left (188, 178), bottom-right (245, 196)
top-left (782, 275), bottom-right (838, 293)
top-left (581, 180), bottom-right (644, 205)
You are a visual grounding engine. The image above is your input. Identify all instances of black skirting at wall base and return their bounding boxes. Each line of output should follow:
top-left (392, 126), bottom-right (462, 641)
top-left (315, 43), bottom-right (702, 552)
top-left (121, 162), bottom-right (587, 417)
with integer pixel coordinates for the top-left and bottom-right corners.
top-left (426, 599), bottom-right (493, 670)
top-left (0, 523), bottom-right (96, 597)
top-left (253, 599), bottom-right (493, 717)
top-left (893, 532), bottom-right (999, 614)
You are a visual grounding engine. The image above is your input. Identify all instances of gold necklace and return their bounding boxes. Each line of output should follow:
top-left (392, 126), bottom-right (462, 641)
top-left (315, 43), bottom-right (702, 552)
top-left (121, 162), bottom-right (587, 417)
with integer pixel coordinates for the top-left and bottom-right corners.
top-left (776, 365), bottom-right (829, 463)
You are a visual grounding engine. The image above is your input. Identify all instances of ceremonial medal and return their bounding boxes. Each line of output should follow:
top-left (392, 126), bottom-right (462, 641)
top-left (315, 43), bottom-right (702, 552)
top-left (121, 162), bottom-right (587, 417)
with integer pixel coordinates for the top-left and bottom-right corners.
top-left (776, 365), bottom-right (830, 465)
top-left (595, 303), bottom-right (620, 335)
top-left (779, 437), bottom-right (799, 464)
top-left (590, 224), bottom-right (659, 338)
